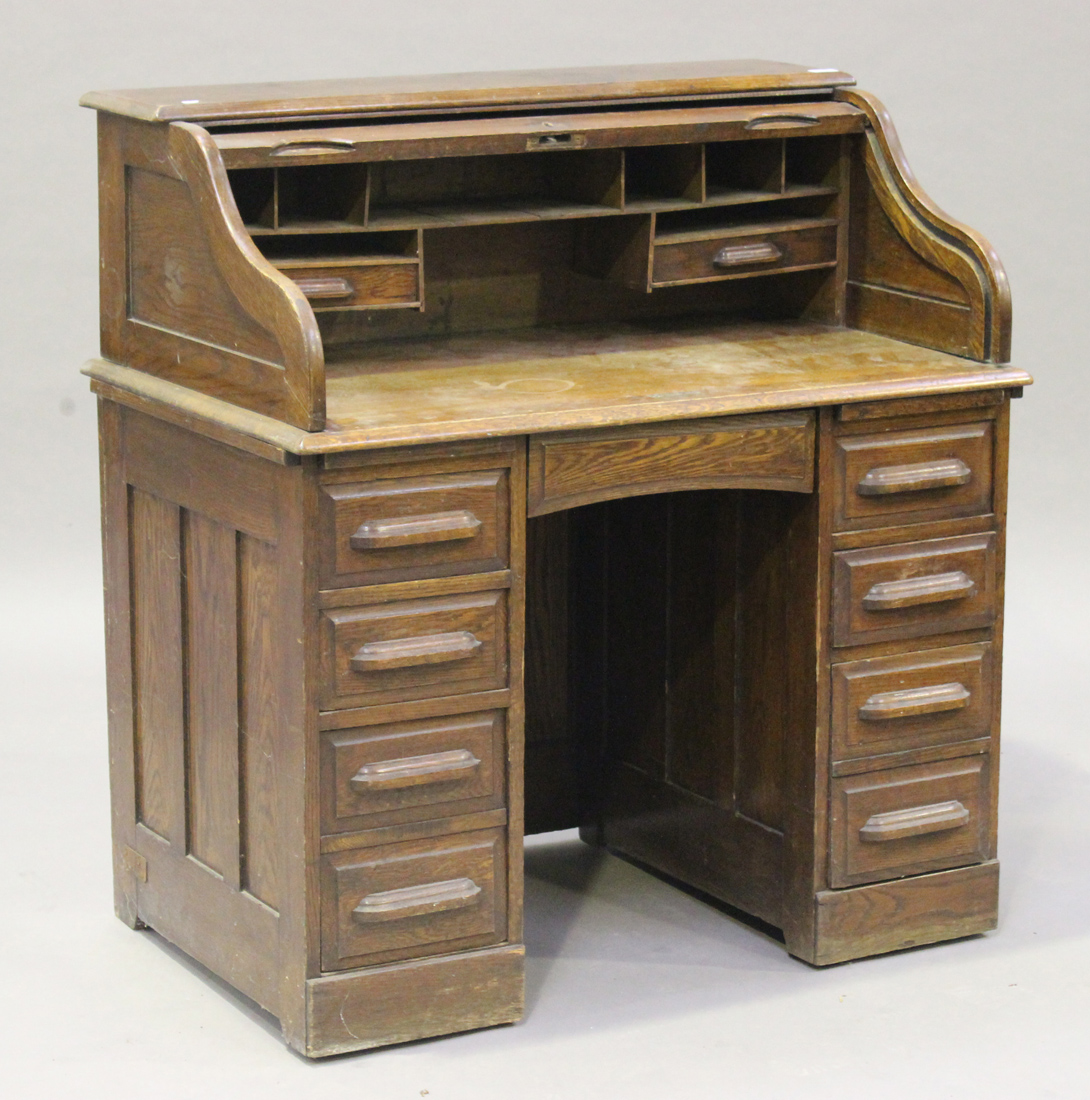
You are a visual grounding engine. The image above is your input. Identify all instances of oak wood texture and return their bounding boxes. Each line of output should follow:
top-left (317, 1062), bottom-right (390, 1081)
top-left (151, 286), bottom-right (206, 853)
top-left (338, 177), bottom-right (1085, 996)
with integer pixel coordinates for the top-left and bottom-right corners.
top-left (832, 532), bottom-right (996, 647)
top-left (319, 467), bottom-right (509, 587)
top-left (321, 711), bottom-right (503, 832)
top-left (97, 114), bottom-right (325, 430)
top-left (833, 420), bottom-right (994, 531)
top-left (652, 221), bottom-right (837, 286)
top-left (812, 861), bottom-right (999, 966)
top-left (88, 63), bottom-right (1027, 1055)
top-left (321, 828), bottom-right (506, 970)
top-left (831, 643), bottom-right (993, 764)
top-left (526, 411), bottom-right (814, 515)
top-left (86, 324), bottom-right (1031, 455)
top-left (82, 61), bottom-right (856, 123)
top-left (829, 755), bottom-right (991, 887)
top-left (320, 587), bottom-right (508, 709)
top-left (304, 944), bottom-right (524, 1057)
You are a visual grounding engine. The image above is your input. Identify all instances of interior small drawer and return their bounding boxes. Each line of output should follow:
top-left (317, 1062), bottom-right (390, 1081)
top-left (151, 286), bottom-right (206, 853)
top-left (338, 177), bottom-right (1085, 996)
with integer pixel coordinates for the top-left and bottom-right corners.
top-left (320, 588), bottom-right (508, 709)
top-left (829, 755), bottom-right (991, 888)
top-left (321, 828), bottom-right (507, 971)
top-left (277, 260), bottom-right (420, 310)
top-left (832, 533), bottom-right (996, 648)
top-left (319, 470), bottom-right (509, 588)
top-left (832, 643), bottom-right (993, 763)
top-left (321, 711), bottom-right (505, 833)
top-left (833, 421), bottom-right (994, 531)
top-left (651, 222), bottom-right (837, 287)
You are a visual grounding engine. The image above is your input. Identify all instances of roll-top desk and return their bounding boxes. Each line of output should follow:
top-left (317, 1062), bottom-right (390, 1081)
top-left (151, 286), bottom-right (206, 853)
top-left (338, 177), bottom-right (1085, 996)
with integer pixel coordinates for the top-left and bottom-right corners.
top-left (81, 61), bottom-right (1031, 1057)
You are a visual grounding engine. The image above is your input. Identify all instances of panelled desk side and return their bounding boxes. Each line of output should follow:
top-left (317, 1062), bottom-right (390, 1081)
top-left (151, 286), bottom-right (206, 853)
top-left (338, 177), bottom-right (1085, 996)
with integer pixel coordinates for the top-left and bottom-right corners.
top-left (84, 62), bottom-right (1030, 1057)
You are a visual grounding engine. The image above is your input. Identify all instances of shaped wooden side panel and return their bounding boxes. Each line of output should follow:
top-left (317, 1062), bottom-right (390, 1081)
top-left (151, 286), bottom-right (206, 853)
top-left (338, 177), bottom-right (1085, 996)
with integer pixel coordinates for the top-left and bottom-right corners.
top-left (97, 113), bottom-right (325, 430)
top-left (837, 89), bottom-right (1012, 364)
top-left (100, 401), bottom-right (312, 1035)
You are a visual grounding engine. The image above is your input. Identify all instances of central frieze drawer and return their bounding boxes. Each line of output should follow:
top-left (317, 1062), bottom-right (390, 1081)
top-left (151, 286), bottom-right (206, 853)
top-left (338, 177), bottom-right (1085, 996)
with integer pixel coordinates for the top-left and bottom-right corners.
top-left (320, 589), bottom-right (508, 709)
top-left (832, 533), bottom-right (996, 648)
top-left (528, 411), bottom-right (814, 515)
top-left (321, 829), bottom-right (507, 971)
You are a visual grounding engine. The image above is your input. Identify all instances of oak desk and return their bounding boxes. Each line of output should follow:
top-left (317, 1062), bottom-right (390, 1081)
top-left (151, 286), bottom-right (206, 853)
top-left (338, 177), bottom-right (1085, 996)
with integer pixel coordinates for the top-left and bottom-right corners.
top-left (82, 61), bottom-right (1030, 1056)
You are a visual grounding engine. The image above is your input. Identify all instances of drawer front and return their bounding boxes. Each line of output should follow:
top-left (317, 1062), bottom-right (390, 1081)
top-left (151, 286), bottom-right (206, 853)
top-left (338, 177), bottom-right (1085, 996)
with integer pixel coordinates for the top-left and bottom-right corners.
top-left (833, 421), bottom-right (994, 531)
top-left (321, 829), bottom-right (506, 970)
top-left (651, 223), bottom-right (837, 287)
top-left (321, 589), bottom-right (508, 709)
top-left (320, 470), bottom-right (509, 588)
top-left (833, 533), bottom-right (996, 648)
top-left (321, 711), bottom-right (505, 833)
top-left (278, 261), bottom-right (420, 310)
top-left (832, 643), bottom-right (994, 762)
top-left (528, 411), bottom-right (814, 515)
top-left (829, 756), bottom-right (991, 887)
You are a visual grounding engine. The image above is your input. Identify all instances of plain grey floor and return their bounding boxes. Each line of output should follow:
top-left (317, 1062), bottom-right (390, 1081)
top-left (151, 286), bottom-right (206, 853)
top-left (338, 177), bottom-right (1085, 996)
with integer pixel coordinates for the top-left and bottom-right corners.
top-left (3, 2), bottom-right (1089, 1096)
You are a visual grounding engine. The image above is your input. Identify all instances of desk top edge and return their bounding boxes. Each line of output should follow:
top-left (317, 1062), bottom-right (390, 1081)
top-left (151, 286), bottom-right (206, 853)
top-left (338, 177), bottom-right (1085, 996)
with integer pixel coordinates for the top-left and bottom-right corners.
top-left (79, 60), bottom-right (855, 123)
top-left (83, 335), bottom-right (1031, 460)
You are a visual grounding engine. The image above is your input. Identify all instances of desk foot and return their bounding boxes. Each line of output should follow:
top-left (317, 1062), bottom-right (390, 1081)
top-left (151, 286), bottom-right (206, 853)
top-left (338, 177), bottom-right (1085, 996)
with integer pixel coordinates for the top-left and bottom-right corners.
top-left (797, 861), bottom-right (999, 966)
top-left (298, 943), bottom-right (525, 1057)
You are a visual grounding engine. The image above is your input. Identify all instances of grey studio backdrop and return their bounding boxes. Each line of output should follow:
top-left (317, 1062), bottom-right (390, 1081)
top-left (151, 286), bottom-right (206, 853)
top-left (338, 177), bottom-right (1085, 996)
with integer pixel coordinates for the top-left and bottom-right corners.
top-left (2, 3), bottom-right (1087, 1097)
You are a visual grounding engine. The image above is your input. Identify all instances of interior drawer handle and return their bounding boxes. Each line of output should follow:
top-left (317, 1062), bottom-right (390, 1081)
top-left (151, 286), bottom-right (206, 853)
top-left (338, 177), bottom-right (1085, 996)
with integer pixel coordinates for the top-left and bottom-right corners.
top-left (352, 877), bottom-right (482, 923)
top-left (294, 276), bottom-right (355, 300)
top-left (350, 509), bottom-right (482, 550)
top-left (860, 800), bottom-right (970, 842)
top-left (350, 749), bottom-right (481, 791)
top-left (858, 681), bottom-right (971, 721)
top-left (744, 114), bottom-right (820, 130)
top-left (271, 139), bottom-right (356, 156)
top-left (351, 631), bottom-right (482, 672)
top-left (857, 458), bottom-right (971, 496)
top-left (713, 242), bottom-right (783, 268)
top-left (862, 571), bottom-right (975, 611)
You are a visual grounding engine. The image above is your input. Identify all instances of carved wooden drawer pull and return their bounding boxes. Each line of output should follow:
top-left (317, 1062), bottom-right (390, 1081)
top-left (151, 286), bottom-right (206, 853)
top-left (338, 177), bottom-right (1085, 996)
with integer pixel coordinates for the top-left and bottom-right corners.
top-left (862, 571), bottom-right (974, 611)
top-left (712, 242), bottom-right (783, 267)
top-left (350, 749), bottom-right (481, 792)
top-left (859, 800), bottom-right (970, 843)
top-left (349, 510), bottom-right (482, 550)
top-left (350, 631), bottom-right (482, 672)
top-left (744, 114), bottom-right (820, 130)
top-left (294, 276), bottom-right (355, 300)
top-left (857, 458), bottom-right (971, 496)
top-left (271, 138), bottom-right (356, 156)
top-left (858, 681), bottom-right (971, 721)
top-left (352, 878), bottom-right (482, 923)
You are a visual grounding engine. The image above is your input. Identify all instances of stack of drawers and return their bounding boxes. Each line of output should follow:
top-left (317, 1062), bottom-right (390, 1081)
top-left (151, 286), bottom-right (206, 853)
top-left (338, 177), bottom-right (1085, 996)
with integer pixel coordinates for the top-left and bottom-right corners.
top-left (314, 441), bottom-right (519, 973)
top-left (827, 404), bottom-right (1002, 890)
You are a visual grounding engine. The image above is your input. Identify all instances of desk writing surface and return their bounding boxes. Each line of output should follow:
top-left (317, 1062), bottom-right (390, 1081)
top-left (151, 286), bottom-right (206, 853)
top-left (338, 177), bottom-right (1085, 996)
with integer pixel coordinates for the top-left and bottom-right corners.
top-left (318, 321), bottom-right (1027, 448)
top-left (86, 321), bottom-right (1029, 455)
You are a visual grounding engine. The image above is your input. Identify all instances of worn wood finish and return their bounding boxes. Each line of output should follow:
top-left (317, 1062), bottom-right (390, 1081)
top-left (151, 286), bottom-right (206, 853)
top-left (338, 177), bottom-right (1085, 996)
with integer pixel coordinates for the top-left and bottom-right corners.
top-left (832, 532), bottom-right (997, 647)
top-left (829, 755), bottom-right (991, 887)
top-left (97, 115), bottom-right (324, 429)
top-left (527, 411), bottom-right (814, 515)
top-left (82, 61), bottom-right (856, 123)
top-left (833, 420), bottom-right (994, 530)
top-left (814, 861), bottom-right (999, 965)
top-left (101, 405), bottom-right (310, 1023)
top-left (305, 944), bottom-right (524, 1057)
top-left (831, 643), bottom-right (994, 763)
top-left (89, 63), bottom-right (1026, 1054)
top-left (321, 828), bottom-right (507, 970)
